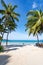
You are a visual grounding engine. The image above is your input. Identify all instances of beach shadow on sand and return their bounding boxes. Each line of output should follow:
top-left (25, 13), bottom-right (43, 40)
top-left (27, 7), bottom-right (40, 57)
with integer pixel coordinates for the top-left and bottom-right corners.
top-left (6, 45), bottom-right (25, 48)
top-left (0, 55), bottom-right (10, 65)
top-left (4, 45), bottom-right (26, 52)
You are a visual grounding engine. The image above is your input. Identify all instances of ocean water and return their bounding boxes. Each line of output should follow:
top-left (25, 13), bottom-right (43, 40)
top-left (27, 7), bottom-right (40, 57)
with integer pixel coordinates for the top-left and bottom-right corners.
top-left (2, 40), bottom-right (43, 45)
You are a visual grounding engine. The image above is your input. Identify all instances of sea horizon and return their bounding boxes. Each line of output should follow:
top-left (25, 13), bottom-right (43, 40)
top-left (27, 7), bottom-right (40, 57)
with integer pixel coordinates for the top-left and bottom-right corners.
top-left (2, 39), bottom-right (43, 43)
top-left (1, 39), bottom-right (43, 45)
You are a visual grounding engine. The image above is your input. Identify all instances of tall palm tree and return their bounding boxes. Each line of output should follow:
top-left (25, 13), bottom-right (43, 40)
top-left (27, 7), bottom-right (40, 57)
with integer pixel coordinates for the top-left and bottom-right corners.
top-left (26, 10), bottom-right (43, 43)
top-left (0, 24), bottom-right (3, 45)
top-left (0, 17), bottom-right (7, 45)
top-left (0, 18), bottom-right (4, 45)
top-left (0, 0), bottom-right (20, 45)
top-left (4, 18), bottom-right (17, 45)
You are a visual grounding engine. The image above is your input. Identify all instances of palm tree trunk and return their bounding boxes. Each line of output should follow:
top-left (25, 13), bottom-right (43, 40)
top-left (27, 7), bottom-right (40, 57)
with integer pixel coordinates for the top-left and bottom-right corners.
top-left (0, 38), bottom-right (1, 46)
top-left (36, 34), bottom-right (39, 44)
top-left (0, 33), bottom-right (4, 46)
top-left (1, 33), bottom-right (4, 42)
top-left (6, 32), bottom-right (9, 46)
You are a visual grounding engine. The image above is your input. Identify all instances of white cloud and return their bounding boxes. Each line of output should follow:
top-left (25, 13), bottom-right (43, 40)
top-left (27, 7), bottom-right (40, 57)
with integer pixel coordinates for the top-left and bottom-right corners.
top-left (32, 2), bottom-right (37, 9)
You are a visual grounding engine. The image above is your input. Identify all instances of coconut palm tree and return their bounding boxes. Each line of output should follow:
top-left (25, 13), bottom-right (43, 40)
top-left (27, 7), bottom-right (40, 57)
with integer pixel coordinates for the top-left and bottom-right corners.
top-left (0, 0), bottom-right (20, 21)
top-left (4, 18), bottom-right (17, 45)
top-left (0, 0), bottom-right (20, 45)
top-left (0, 18), bottom-right (5, 45)
top-left (0, 17), bottom-right (7, 45)
top-left (0, 24), bottom-right (3, 45)
top-left (26, 10), bottom-right (43, 43)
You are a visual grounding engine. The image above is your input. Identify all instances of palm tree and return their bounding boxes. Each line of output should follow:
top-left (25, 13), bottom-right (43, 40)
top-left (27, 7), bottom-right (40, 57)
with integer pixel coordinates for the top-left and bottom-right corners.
top-left (0, 0), bottom-right (20, 21)
top-left (0, 24), bottom-right (3, 45)
top-left (26, 10), bottom-right (43, 43)
top-left (0, 18), bottom-right (5, 45)
top-left (0, 0), bottom-right (20, 45)
top-left (4, 18), bottom-right (17, 45)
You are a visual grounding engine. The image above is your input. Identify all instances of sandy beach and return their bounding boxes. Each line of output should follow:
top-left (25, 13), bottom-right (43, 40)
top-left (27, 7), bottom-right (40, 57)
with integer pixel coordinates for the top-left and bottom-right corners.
top-left (0, 44), bottom-right (43, 65)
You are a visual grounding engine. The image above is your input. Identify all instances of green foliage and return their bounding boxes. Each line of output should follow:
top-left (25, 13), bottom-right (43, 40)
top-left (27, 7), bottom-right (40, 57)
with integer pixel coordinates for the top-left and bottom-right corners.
top-left (0, 24), bottom-right (4, 32)
top-left (0, 0), bottom-right (20, 45)
top-left (26, 10), bottom-right (43, 36)
top-left (4, 19), bottom-right (17, 32)
top-left (0, 0), bottom-right (20, 22)
top-left (1, 0), bottom-right (7, 9)
top-left (0, 45), bottom-right (4, 52)
top-left (0, 0), bottom-right (20, 33)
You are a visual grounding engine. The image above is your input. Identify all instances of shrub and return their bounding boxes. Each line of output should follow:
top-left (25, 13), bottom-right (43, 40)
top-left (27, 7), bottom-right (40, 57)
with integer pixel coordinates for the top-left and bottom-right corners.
top-left (36, 43), bottom-right (43, 47)
top-left (0, 45), bottom-right (4, 52)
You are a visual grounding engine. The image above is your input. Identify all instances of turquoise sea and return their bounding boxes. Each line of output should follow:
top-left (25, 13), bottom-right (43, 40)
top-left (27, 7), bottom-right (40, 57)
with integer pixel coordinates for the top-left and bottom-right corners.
top-left (2, 40), bottom-right (43, 45)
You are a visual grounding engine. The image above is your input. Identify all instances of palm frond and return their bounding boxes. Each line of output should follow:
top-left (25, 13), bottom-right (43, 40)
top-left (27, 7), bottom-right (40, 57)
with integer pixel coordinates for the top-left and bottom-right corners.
top-left (12, 5), bottom-right (18, 11)
top-left (26, 10), bottom-right (39, 17)
top-left (0, 10), bottom-right (5, 14)
top-left (27, 16), bottom-right (38, 21)
top-left (36, 26), bottom-right (40, 34)
top-left (29, 28), bottom-right (33, 35)
top-left (13, 12), bottom-right (20, 16)
top-left (1, 0), bottom-right (7, 9)
top-left (14, 17), bottom-right (19, 21)
top-left (35, 19), bottom-right (41, 27)
top-left (2, 16), bottom-right (5, 20)
top-left (11, 13), bottom-right (19, 21)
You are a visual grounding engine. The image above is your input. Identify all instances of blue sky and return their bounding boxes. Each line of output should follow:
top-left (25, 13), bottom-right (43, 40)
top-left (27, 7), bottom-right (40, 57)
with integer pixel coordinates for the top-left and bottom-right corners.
top-left (0, 0), bottom-right (43, 40)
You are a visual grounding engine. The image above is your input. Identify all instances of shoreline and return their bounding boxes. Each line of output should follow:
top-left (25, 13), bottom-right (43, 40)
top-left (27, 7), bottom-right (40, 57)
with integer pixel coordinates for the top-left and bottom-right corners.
top-left (1, 42), bottom-right (35, 46)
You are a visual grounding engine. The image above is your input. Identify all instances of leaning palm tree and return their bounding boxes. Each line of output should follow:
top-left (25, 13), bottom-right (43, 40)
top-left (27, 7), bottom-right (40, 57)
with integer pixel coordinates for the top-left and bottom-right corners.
top-left (26, 10), bottom-right (43, 43)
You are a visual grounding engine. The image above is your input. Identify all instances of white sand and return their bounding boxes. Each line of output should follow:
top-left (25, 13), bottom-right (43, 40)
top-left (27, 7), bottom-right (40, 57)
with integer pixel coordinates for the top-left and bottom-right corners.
top-left (0, 45), bottom-right (43, 65)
